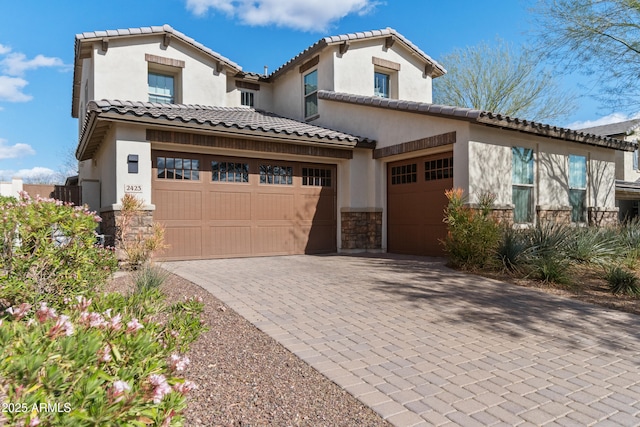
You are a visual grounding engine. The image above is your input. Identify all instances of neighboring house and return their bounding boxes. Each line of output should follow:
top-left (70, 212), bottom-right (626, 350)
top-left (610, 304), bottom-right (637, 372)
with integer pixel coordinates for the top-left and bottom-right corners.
top-left (71, 25), bottom-right (635, 260)
top-left (578, 119), bottom-right (640, 220)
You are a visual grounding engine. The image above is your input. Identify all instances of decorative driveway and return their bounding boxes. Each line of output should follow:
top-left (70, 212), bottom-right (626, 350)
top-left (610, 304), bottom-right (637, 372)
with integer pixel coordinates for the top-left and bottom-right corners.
top-left (165, 254), bottom-right (640, 427)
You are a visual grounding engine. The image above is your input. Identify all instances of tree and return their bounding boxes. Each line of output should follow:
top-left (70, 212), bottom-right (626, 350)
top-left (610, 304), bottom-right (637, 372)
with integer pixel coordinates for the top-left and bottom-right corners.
top-left (433, 39), bottom-right (576, 124)
top-left (531, 0), bottom-right (640, 109)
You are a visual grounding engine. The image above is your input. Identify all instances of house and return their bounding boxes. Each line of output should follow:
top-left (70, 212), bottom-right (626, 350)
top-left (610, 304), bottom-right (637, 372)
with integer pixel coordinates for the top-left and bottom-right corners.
top-left (577, 119), bottom-right (640, 220)
top-left (71, 25), bottom-right (635, 260)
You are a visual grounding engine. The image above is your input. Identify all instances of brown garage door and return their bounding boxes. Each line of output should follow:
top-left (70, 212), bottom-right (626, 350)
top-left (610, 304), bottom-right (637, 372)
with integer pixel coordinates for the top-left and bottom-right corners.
top-left (387, 152), bottom-right (453, 256)
top-left (152, 151), bottom-right (336, 260)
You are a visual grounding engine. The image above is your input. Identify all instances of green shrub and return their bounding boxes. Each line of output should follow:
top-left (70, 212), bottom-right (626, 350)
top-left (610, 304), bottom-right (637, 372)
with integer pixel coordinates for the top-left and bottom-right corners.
top-left (0, 289), bottom-right (205, 426)
top-left (496, 226), bottom-right (529, 272)
top-left (605, 266), bottom-right (640, 296)
top-left (134, 263), bottom-right (170, 292)
top-left (442, 189), bottom-right (501, 269)
top-left (565, 227), bottom-right (622, 266)
top-left (0, 193), bottom-right (117, 309)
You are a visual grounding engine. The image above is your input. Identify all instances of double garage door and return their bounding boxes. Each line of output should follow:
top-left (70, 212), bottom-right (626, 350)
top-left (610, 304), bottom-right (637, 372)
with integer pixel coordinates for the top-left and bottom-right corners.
top-left (387, 152), bottom-right (453, 257)
top-left (152, 151), bottom-right (336, 260)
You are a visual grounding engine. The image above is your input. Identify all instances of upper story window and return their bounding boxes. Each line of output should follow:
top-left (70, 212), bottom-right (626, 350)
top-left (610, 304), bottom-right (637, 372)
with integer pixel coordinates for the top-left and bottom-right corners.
top-left (240, 90), bottom-right (255, 107)
top-left (374, 72), bottom-right (390, 98)
top-left (569, 155), bottom-right (587, 222)
top-left (303, 70), bottom-right (318, 119)
top-left (512, 147), bottom-right (534, 224)
top-left (148, 72), bottom-right (175, 104)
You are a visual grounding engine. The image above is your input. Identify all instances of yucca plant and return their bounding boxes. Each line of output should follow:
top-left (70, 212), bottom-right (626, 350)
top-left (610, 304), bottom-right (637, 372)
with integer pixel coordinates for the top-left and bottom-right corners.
top-left (605, 266), bottom-right (640, 296)
top-left (496, 227), bottom-right (529, 272)
top-left (565, 227), bottom-right (622, 266)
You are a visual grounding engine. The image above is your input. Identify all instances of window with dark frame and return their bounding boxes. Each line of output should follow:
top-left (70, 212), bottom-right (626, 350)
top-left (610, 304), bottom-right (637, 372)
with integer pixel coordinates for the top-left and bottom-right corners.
top-left (240, 91), bottom-right (254, 107)
top-left (302, 167), bottom-right (332, 187)
top-left (259, 164), bottom-right (293, 185)
top-left (157, 156), bottom-right (200, 180)
top-left (424, 157), bottom-right (453, 181)
top-left (303, 70), bottom-right (318, 118)
top-left (391, 163), bottom-right (417, 185)
top-left (148, 72), bottom-right (175, 104)
top-left (374, 71), bottom-right (390, 98)
top-left (569, 154), bottom-right (587, 223)
top-left (211, 161), bottom-right (249, 183)
top-left (512, 147), bottom-right (534, 223)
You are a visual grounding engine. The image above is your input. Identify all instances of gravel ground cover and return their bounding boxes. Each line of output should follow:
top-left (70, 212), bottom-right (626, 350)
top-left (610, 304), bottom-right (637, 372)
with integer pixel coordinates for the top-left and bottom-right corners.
top-left (108, 272), bottom-right (390, 427)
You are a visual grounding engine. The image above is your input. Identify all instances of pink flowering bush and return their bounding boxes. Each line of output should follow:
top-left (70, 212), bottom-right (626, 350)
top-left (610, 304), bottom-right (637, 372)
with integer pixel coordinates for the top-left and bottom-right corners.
top-left (0, 193), bottom-right (117, 308)
top-left (0, 287), bottom-right (205, 426)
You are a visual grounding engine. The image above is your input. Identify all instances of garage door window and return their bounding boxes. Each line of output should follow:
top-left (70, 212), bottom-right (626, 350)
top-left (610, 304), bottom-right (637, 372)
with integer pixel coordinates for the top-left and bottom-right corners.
top-left (157, 157), bottom-right (200, 180)
top-left (391, 164), bottom-right (417, 185)
top-left (425, 157), bottom-right (453, 181)
top-left (211, 161), bottom-right (249, 183)
top-left (260, 164), bottom-right (293, 185)
top-left (302, 167), bottom-right (332, 187)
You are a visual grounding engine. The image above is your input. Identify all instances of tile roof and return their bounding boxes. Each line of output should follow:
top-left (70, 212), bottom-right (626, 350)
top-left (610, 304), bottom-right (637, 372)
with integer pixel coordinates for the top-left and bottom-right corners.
top-left (318, 91), bottom-right (637, 152)
top-left (268, 28), bottom-right (446, 80)
top-left (77, 100), bottom-right (371, 161)
top-left (577, 118), bottom-right (640, 138)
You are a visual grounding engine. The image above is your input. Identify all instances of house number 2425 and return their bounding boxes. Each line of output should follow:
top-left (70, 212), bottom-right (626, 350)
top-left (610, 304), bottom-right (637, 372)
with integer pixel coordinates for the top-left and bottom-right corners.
top-left (125, 184), bottom-right (142, 193)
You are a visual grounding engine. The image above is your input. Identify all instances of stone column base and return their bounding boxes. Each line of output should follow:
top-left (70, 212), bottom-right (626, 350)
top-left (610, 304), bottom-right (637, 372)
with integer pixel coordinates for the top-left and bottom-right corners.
top-left (536, 206), bottom-right (572, 225)
top-left (341, 209), bottom-right (382, 250)
top-left (588, 207), bottom-right (619, 227)
top-left (100, 208), bottom-right (155, 263)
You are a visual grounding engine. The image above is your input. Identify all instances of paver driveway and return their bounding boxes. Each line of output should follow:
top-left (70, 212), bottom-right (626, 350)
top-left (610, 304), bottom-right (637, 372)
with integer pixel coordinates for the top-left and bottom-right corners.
top-left (165, 254), bottom-right (640, 426)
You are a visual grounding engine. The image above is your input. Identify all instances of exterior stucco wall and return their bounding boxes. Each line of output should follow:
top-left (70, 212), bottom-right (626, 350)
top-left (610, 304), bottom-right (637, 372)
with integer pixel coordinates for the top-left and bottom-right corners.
top-left (91, 36), bottom-right (230, 106)
top-left (78, 126), bottom-right (117, 211)
top-left (271, 49), bottom-right (334, 121)
top-left (467, 125), bottom-right (617, 213)
top-left (114, 125), bottom-right (153, 207)
top-left (332, 40), bottom-right (433, 103)
top-left (616, 150), bottom-right (640, 182)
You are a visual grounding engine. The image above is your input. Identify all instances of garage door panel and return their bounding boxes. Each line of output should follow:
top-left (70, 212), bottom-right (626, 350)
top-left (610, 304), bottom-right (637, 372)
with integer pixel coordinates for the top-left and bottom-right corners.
top-left (207, 226), bottom-right (251, 256)
top-left (153, 152), bottom-right (336, 259)
top-left (255, 193), bottom-right (295, 220)
top-left (207, 191), bottom-right (251, 221)
top-left (388, 152), bottom-right (453, 257)
top-left (154, 190), bottom-right (202, 221)
top-left (163, 227), bottom-right (202, 259)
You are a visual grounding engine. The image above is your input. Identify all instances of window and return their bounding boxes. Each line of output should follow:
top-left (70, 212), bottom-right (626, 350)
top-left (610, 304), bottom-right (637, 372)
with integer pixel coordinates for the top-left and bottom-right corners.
top-left (303, 70), bottom-right (318, 118)
top-left (260, 164), bottom-right (293, 185)
top-left (634, 148), bottom-right (639, 170)
top-left (211, 161), bottom-right (249, 183)
top-left (425, 157), bottom-right (453, 181)
top-left (391, 164), bottom-right (417, 185)
top-left (569, 155), bottom-right (587, 222)
top-left (302, 167), bottom-right (332, 187)
top-left (240, 91), bottom-right (255, 107)
top-left (157, 156), bottom-right (200, 180)
top-left (512, 147), bottom-right (534, 223)
top-left (148, 72), bottom-right (174, 104)
top-left (374, 72), bottom-right (390, 98)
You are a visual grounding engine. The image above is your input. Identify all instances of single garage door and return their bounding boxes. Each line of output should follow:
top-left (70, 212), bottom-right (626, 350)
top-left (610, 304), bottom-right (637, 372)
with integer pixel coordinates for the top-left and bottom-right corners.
top-left (152, 151), bottom-right (336, 260)
top-left (387, 152), bottom-right (453, 256)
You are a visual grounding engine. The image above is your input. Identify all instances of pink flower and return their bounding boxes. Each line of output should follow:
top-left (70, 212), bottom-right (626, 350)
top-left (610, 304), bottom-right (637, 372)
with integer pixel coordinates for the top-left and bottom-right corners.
top-left (169, 330), bottom-right (180, 339)
top-left (109, 380), bottom-right (131, 402)
top-left (173, 380), bottom-right (197, 394)
top-left (80, 312), bottom-right (107, 329)
top-left (6, 302), bottom-right (31, 320)
top-left (108, 313), bottom-right (122, 331)
top-left (168, 354), bottom-right (190, 372)
top-left (48, 315), bottom-right (74, 338)
top-left (148, 374), bottom-right (172, 404)
top-left (75, 295), bottom-right (92, 311)
top-left (97, 345), bottom-right (112, 363)
top-left (36, 302), bottom-right (58, 323)
top-left (29, 415), bottom-right (40, 426)
top-left (126, 318), bottom-right (144, 334)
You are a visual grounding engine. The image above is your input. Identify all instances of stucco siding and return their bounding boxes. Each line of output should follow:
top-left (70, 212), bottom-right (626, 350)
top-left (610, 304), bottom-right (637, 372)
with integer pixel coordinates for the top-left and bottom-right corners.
top-left (91, 36), bottom-right (229, 107)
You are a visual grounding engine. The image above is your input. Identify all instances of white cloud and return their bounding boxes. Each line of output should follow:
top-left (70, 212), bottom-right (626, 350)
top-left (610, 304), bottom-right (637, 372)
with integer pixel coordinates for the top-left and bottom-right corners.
top-left (0, 75), bottom-right (31, 102)
top-left (0, 44), bottom-right (11, 55)
top-left (0, 138), bottom-right (36, 159)
top-left (567, 112), bottom-right (640, 130)
top-left (186, 0), bottom-right (379, 31)
top-left (0, 166), bottom-right (58, 183)
top-left (1, 52), bottom-right (66, 77)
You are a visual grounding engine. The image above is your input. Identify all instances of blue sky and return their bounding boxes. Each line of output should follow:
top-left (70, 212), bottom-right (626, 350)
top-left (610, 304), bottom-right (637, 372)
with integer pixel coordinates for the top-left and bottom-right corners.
top-left (0, 0), bottom-right (635, 182)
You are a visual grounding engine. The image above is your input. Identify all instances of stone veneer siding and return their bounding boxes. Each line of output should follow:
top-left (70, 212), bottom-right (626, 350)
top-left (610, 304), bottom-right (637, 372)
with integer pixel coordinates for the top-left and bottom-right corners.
top-left (536, 206), bottom-right (572, 225)
top-left (341, 210), bottom-right (382, 250)
top-left (100, 209), bottom-right (155, 257)
top-left (588, 208), bottom-right (619, 227)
